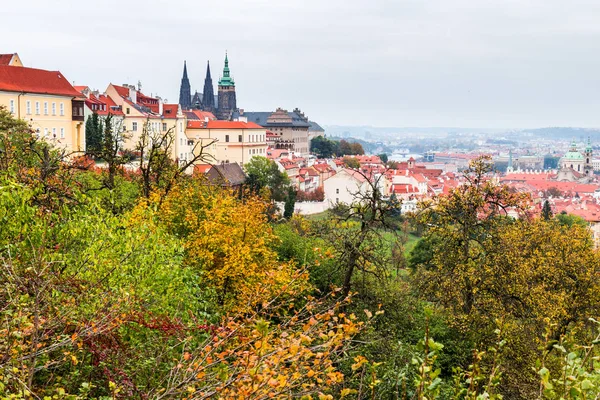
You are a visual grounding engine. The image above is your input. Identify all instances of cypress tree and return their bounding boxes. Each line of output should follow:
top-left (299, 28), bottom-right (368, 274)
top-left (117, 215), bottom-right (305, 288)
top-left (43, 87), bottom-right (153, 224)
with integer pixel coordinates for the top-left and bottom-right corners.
top-left (542, 200), bottom-right (553, 220)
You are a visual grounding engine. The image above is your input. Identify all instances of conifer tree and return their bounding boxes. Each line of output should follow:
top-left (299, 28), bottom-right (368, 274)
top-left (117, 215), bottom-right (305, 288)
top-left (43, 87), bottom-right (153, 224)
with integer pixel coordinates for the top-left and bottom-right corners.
top-left (85, 112), bottom-right (103, 156)
top-left (542, 199), bottom-right (553, 220)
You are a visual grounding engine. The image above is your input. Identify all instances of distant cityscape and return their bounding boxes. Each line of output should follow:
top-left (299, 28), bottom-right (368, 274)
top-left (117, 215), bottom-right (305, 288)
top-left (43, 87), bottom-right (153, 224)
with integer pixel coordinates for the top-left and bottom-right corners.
top-left (2, 51), bottom-right (600, 245)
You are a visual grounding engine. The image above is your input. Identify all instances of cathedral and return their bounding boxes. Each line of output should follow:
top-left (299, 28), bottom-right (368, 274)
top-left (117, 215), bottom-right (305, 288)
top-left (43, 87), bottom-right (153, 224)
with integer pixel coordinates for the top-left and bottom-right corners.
top-left (178, 53), bottom-right (237, 120)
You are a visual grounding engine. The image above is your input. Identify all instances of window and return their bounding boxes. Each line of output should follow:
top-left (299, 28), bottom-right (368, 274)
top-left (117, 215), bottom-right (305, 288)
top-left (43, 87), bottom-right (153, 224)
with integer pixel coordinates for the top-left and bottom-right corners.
top-left (60, 103), bottom-right (64, 116)
top-left (52, 128), bottom-right (56, 138)
top-left (35, 102), bottom-right (40, 114)
top-left (239, 135), bottom-right (242, 142)
top-left (249, 149), bottom-right (252, 155)
top-left (126, 108), bottom-right (130, 115)
top-left (162, 123), bottom-right (167, 131)
top-left (336, 188), bottom-right (340, 194)
top-left (52, 102), bottom-right (56, 115)
top-left (60, 128), bottom-right (65, 138)
top-left (26, 101), bottom-right (31, 114)
top-left (9, 100), bottom-right (14, 114)
top-left (44, 128), bottom-right (48, 137)
top-left (44, 102), bottom-right (48, 115)
top-left (180, 138), bottom-right (183, 145)
top-left (225, 135), bottom-right (229, 142)
top-left (132, 122), bottom-right (138, 131)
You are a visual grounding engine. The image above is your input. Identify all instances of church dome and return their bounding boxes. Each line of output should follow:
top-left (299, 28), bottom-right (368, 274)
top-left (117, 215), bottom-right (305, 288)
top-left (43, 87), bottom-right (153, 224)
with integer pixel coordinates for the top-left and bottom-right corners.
top-left (563, 151), bottom-right (584, 160)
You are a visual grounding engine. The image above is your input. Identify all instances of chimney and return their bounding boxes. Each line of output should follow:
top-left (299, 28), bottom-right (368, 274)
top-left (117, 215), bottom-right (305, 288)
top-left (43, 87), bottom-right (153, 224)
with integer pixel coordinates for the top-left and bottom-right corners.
top-left (239, 109), bottom-right (244, 115)
top-left (158, 98), bottom-right (163, 115)
top-left (128, 86), bottom-right (137, 103)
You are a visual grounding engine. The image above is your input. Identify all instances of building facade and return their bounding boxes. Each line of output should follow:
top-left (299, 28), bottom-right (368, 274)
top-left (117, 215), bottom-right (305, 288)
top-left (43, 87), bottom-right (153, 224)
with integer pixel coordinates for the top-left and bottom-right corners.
top-left (236, 108), bottom-right (311, 155)
top-left (0, 64), bottom-right (85, 152)
top-left (186, 120), bottom-right (267, 166)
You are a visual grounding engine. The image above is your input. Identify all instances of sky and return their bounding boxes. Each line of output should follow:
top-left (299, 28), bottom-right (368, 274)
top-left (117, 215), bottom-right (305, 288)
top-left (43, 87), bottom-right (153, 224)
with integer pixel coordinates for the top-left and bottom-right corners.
top-left (3, 0), bottom-right (600, 128)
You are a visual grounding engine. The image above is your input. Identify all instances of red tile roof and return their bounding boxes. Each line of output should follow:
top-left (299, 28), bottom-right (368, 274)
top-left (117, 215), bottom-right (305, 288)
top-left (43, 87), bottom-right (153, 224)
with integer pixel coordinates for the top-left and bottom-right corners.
top-left (112, 84), bottom-right (130, 98)
top-left (98, 94), bottom-right (124, 116)
top-left (162, 104), bottom-right (179, 118)
top-left (187, 110), bottom-right (217, 121)
top-left (0, 66), bottom-right (81, 97)
top-left (206, 121), bottom-right (264, 129)
top-left (0, 54), bottom-right (15, 65)
top-left (187, 120), bottom-right (207, 129)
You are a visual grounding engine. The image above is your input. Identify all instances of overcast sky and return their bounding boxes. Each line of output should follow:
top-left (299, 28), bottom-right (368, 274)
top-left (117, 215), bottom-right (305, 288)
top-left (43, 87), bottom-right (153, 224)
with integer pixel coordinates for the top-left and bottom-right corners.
top-left (3, 0), bottom-right (600, 128)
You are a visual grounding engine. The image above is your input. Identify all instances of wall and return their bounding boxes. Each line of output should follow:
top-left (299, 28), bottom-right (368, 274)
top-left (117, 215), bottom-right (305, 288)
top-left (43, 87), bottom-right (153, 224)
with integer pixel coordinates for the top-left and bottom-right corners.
top-left (0, 91), bottom-right (81, 151)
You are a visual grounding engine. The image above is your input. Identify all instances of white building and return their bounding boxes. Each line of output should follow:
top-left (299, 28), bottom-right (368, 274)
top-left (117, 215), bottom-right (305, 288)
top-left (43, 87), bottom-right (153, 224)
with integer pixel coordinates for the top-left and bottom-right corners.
top-left (323, 168), bottom-right (369, 206)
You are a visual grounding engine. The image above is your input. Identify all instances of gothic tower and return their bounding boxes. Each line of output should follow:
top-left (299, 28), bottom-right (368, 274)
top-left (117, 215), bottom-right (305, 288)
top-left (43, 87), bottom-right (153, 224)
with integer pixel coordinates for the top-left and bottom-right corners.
top-left (217, 53), bottom-right (237, 120)
top-left (584, 136), bottom-right (593, 176)
top-left (178, 61), bottom-right (192, 110)
top-left (202, 61), bottom-right (215, 113)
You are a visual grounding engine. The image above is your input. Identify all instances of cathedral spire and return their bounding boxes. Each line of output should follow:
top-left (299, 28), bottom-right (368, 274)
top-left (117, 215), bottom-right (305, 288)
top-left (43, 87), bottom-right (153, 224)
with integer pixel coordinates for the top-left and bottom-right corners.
top-left (202, 60), bottom-right (215, 112)
top-left (219, 52), bottom-right (235, 87)
top-left (178, 60), bottom-right (192, 110)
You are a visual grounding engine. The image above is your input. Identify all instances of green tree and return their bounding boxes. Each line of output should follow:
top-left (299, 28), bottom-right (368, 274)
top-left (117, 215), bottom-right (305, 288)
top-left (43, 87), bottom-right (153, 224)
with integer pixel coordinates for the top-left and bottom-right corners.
top-left (378, 153), bottom-right (388, 163)
top-left (283, 186), bottom-right (297, 219)
top-left (542, 200), bottom-right (553, 220)
top-left (244, 155), bottom-right (291, 201)
top-left (343, 156), bottom-right (360, 169)
top-left (84, 112), bottom-right (104, 155)
top-left (310, 135), bottom-right (337, 158)
top-left (556, 212), bottom-right (588, 228)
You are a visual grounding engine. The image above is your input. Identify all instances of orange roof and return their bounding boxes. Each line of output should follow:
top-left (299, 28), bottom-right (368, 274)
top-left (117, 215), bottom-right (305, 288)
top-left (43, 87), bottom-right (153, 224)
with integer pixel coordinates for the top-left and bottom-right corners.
top-left (194, 164), bottom-right (212, 174)
top-left (111, 84), bottom-right (130, 98)
top-left (162, 104), bottom-right (179, 118)
top-left (0, 54), bottom-right (15, 65)
top-left (188, 110), bottom-right (217, 121)
top-left (206, 121), bottom-right (264, 129)
top-left (98, 94), bottom-right (124, 116)
top-left (391, 184), bottom-right (420, 194)
top-left (187, 120), bottom-right (207, 129)
top-left (0, 66), bottom-right (81, 97)
top-left (73, 85), bottom-right (89, 93)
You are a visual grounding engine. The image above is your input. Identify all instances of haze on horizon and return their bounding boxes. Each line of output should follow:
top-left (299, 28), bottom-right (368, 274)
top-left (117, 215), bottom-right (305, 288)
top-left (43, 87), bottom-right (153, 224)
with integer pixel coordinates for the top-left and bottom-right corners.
top-left (3, 0), bottom-right (600, 129)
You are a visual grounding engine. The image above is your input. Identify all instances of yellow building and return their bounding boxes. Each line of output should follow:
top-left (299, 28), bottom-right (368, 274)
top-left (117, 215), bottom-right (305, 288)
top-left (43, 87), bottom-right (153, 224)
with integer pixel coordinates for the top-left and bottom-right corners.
top-left (0, 62), bottom-right (85, 152)
top-left (186, 120), bottom-right (268, 166)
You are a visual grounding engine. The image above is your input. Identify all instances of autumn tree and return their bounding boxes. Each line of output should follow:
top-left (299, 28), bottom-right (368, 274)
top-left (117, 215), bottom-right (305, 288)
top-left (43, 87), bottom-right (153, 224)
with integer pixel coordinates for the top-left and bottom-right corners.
top-left (318, 169), bottom-right (401, 297)
top-left (136, 118), bottom-right (214, 199)
top-left (343, 156), bottom-right (360, 169)
top-left (411, 156), bottom-right (600, 396)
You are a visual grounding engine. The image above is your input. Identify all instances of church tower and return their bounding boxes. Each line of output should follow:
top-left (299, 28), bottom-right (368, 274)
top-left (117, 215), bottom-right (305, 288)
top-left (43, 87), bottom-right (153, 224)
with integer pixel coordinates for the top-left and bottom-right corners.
top-left (507, 149), bottom-right (514, 173)
top-left (584, 136), bottom-right (593, 176)
top-left (202, 61), bottom-right (215, 113)
top-left (217, 52), bottom-right (237, 120)
top-left (178, 61), bottom-right (192, 110)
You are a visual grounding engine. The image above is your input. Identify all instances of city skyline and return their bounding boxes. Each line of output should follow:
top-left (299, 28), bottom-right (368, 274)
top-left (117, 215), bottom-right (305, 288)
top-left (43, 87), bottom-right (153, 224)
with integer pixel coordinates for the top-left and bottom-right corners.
top-left (3, 0), bottom-right (600, 128)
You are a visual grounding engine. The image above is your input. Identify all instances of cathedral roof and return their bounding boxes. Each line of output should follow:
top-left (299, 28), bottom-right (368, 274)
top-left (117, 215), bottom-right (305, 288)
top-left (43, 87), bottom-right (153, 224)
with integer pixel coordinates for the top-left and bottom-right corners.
top-left (562, 151), bottom-right (584, 161)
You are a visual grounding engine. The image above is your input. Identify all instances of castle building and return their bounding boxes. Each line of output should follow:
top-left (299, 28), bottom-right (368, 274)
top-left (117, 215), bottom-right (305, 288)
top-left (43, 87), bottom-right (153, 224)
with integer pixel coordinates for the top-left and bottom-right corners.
top-left (177, 53), bottom-right (237, 120)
